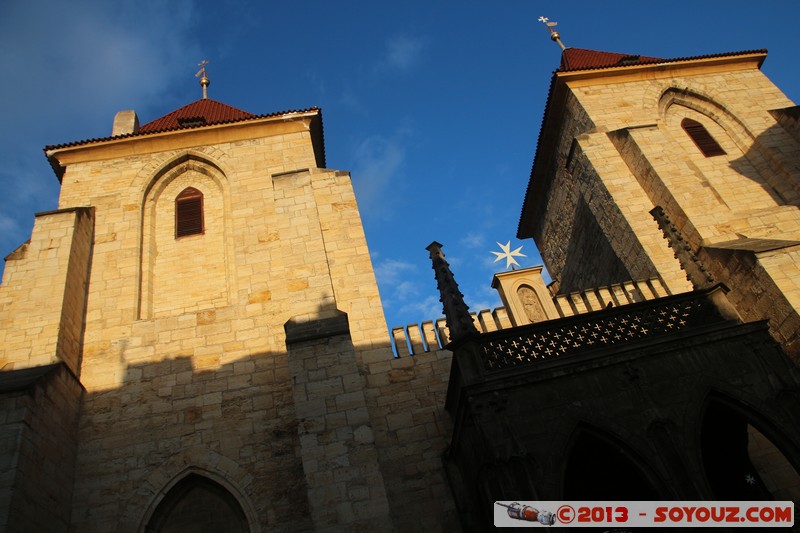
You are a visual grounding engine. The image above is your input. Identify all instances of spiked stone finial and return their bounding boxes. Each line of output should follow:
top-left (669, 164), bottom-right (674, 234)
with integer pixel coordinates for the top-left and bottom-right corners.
top-left (427, 241), bottom-right (479, 342)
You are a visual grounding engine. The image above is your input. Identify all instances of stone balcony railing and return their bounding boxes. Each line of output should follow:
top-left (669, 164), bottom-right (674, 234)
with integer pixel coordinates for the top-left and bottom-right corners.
top-left (390, 277), bottom-right (673, 358)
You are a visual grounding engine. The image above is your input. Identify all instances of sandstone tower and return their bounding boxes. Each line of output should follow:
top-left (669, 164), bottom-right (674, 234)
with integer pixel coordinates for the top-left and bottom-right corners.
top-left (3, 42), bottom-right (800, 532)
top-left (439, 46), bottom-right (800, 529)
top-left (0, 92), bottom-right (465, 531)
top-left (518, 47), bottom-right (800, 360)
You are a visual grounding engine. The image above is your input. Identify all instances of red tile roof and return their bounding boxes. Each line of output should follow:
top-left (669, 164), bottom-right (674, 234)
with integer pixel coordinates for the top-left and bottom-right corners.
top-left (44, 100), bottom-right (326, 179)
top-left (559, 48), bottom-right (663, 71)
top-left (44, 104), bottom-right (322, 151)
top-left (557, 47), bottom-right (767, 72)
top-left (138, 98), bottom-right (256, 133)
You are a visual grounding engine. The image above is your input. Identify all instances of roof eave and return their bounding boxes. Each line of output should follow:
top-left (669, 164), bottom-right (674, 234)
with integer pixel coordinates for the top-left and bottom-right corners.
top-left (45, 108), bottom-right (325, 178)
top-left (557, 50), bottom-right (767, 81)
top-left (517, 72), bottom-right (562, 241)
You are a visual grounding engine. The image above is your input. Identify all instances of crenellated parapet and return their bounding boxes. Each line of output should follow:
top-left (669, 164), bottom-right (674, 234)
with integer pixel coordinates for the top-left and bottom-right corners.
top-left (390, 275), bottom-right (677, 357)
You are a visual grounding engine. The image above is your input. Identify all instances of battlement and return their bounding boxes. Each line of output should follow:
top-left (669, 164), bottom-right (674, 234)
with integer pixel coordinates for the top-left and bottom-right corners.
top-left (390, 277), bottom-right (673, 357)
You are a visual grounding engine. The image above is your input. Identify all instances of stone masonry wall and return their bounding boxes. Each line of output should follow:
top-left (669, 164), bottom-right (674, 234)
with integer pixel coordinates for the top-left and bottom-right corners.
top-left (0, 207), bottom-right (94, 375)
top-left (362, 345), bottom-right (460, 532)
top-left (702, 245), bottom-right (800, 361)
top-left (288, 326), bottom-right (393, 531)
top-left (529, 93), bottom-right (687, 295)
top-left (0, 364), bottom-right (82, 533)
top-left (25, 119), bottom-right (400, 530)
top-left (533, 61), bottom-right (800, 354)
top-left (527, 91), bottom-right (595, 290)
top-left (72, 353), bottom-right (310, 533)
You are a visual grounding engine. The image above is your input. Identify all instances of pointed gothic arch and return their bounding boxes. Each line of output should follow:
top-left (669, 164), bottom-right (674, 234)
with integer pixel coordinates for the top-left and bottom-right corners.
top-left (562, 424), bottom-right (663, 500)
top-left (659, 87), bottom-right (794, 206)
top-left (137, 152), bottom-right (238, 318)
top-left (699, 392), bottom-right (800, 501)
top-left (144, 473), bottom-right (251, 533)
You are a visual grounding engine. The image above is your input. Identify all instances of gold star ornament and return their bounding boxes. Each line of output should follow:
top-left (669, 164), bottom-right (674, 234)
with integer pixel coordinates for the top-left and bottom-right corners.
top-left (491, 241), bottom-right (526, 270)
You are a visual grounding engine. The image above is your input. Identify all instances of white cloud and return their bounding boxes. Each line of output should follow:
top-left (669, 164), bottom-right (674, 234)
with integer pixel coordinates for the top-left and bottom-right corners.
top-left (463, 284), bottom-right (503, 315)
top-left (373, 258), bottom-right (416, 285)
top-left (460, 232), bottom-right (485, 249)
top-left (351, 134), bottom-right (406, 215)
top-left (0, 1), bottom-right (200, 138)
top-left (394, 280), bottom-right (419, 301)
top-left (399, 295), bottom-right (443, 322)
top-left (0, 215), bottom-right (19, 235)
top-left (384, 35), bottom-right (425, 71)
top-left (0, 0), bottom-right (201, 262)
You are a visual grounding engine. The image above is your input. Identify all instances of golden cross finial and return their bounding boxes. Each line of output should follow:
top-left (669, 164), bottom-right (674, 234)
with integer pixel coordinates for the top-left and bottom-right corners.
top-left (538, 16), bottom-right (566, 51)
top-left (195, 60), bottom-right (210, 99)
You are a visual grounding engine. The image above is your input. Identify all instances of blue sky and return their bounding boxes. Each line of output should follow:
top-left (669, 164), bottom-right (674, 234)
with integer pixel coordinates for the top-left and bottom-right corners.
top-left (1, 1), bottom-right (799, 333)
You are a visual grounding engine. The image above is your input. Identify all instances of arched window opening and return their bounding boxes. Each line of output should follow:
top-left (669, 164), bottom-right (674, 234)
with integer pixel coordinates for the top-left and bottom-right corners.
top-left (145, 474), bottom-right (250, 533)
top-left (563, 430), bottom-right (661, 500)
top-left (681, 118), bottom-right (727, 157)
top-left (175, 187), bottom-right (204, 237)
top-left (701, 400), bottom-right (800, 501)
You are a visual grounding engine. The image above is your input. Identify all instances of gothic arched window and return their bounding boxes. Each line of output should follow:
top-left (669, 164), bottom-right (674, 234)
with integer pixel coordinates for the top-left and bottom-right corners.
top-left (681, 118), bottom-right (726, 157)
top-left (175, 187), bottom-right (204, 237)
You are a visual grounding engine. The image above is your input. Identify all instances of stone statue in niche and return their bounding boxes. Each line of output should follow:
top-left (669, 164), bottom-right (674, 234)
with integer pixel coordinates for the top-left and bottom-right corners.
top-left (518, 285), bottom-right (545, 323)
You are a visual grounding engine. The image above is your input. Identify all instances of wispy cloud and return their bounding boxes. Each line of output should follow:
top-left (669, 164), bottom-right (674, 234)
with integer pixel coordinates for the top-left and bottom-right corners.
top-left (373, 257), bottom-right (440, 324)
top-left (460, 232), bottom-right (486, 249)
top-left (0, 0), bottom-right (200, 138)
top-left (350, 133), bottom-right (407, 216)
top-left (374, 258), bottom-right (416, 285)
top-left (384, 35), bottom-right (426, 71)
top-left (399, 295), bottom-right (443, 323)
top-left (463, 284), bottom-right (502, 315)
top-left (394, 280), bottom-right (419, 301)
top-left (0, 215), bottom-right (19, 235)
top-left (0, 0), bottom-right (201, 266)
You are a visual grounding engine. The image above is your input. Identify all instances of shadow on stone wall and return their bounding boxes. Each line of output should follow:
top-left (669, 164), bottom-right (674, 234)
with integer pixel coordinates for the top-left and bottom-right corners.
top-left (65, 315), bottom-right (460, 532)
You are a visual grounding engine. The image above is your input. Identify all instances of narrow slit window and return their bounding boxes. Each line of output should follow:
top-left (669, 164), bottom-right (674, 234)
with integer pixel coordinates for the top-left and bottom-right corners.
top-left (681, 118), bottom-right (727, 157)
top-left (175, 187), bottom-right (204, 237)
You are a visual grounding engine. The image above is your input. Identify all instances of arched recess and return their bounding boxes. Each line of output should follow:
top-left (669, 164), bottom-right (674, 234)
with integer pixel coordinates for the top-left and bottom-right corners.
top-left (562, 424), bottom-right (664, 500)
top-left (503, 276), bottom-right (559, 324)
top-left (138, 153), bottom-right (237, 319)
top-left (659, 88), bottom-right (794, 207)
top-left (700, 393), bottom-right (800, 501)
top-left (120, 448), bottom-right (261, 533)
top-left (144, 473), bottom-right (250, 533)
top-left (516, 284), bottom-right (547, 323)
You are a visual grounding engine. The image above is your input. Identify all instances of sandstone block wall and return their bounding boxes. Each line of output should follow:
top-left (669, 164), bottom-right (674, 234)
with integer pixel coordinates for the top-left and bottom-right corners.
top-left (527, 57), bottom-right (800, 356)
top-left (288, 326), bottom-right (393, 531)
top-left (0, 364), bottom-right (82, 532)
top-left (362, 345), bottom-right (460, 531)
top-left (0, 207), bottom-right (93, 375)
top-left (0, 117), bottom-right (401, 530)
top-left (72, 353), bottom-right (310, 532)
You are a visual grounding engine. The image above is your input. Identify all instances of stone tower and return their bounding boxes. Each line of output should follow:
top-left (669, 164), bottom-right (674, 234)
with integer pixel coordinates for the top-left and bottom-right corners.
top-left (0, 96), bottom-right (408, 530)
top-left (517, 48), bottom-right (800, 360)
top-left (435, 47), bottom-right (800, 530)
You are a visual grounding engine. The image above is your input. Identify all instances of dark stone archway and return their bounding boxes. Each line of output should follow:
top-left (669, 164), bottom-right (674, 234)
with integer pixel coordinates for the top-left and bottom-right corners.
top-left (145, 474), bottom-right (250, 533)
top-left (563, 426), bottom-right (662, 500)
